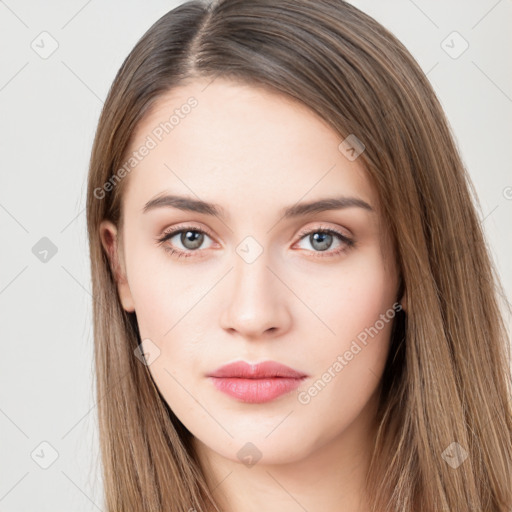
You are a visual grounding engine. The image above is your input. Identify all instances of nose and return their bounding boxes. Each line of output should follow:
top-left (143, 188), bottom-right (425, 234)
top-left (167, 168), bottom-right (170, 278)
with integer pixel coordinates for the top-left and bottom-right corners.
top-left (219, 250), bottom-right (292, 340)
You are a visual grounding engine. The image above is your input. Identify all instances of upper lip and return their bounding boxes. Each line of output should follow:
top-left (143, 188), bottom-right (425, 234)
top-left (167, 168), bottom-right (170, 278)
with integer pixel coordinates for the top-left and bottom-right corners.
top-left (207, 360), bottom-right (307, 379)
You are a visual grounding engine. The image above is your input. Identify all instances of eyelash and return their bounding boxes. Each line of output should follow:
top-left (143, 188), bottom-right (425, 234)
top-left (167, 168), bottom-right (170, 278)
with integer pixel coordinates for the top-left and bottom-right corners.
top-left (155, 224), bottom-right (355, 260)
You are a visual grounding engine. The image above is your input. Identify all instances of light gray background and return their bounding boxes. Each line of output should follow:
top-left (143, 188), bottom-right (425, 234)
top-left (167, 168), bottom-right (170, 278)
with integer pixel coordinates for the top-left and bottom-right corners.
top-left (1, 1), bottom-right (511, 510)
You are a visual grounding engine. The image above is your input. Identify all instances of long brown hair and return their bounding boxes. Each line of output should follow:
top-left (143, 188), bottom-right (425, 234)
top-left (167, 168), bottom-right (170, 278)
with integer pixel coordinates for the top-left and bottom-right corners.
top-left (86, 0), bottom-right (512, 510)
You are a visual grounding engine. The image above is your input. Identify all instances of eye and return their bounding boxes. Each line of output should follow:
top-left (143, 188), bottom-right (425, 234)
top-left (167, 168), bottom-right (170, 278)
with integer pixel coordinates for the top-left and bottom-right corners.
top-left (156, 225), bottom-right (215, 259)
top-left (156, 223), bottom-right (355, 260)
top-left (294, 225), bottom-right (355, 258)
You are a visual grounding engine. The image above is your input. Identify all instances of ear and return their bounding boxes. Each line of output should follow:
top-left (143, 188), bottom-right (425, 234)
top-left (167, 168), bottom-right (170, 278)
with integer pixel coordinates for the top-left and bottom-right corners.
top-left (99, 220), bottom-right (135, 313)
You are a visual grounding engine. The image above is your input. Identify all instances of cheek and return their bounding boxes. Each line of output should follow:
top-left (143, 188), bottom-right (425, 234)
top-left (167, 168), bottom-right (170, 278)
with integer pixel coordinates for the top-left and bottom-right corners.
top-left (295, 248), bottom-right (397, 396)
top-left (125, 251), bottom-right (217, 389)
top-left (125, 241), bottom-right (199, 336)
top-left (304, 247), bottom-right (397, 350)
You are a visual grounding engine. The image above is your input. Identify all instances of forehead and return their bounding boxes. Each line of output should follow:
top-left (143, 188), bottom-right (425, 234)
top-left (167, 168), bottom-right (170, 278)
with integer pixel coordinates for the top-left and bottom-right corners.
top-left (122, 78), bottom-right (379, 219)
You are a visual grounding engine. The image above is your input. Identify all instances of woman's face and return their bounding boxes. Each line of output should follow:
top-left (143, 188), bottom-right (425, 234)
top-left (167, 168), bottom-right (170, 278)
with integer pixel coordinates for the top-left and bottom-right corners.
top-left (100, 78), bottom-right (401, 467)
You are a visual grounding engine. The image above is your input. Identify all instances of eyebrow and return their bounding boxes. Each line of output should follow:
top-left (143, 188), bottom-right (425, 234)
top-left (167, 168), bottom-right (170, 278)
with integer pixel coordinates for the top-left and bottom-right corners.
top-left (142, 194), bottom-right (374, 219)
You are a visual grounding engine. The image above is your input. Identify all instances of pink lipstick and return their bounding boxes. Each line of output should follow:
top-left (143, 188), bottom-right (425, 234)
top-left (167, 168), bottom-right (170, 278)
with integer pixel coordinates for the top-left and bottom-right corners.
top-left (207, 360), bottom-right (307, 403)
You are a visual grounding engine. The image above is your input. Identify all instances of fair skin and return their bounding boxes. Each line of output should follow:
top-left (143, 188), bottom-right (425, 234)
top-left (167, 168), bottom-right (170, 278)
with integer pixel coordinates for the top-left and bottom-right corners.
top-left (100, 78), bottom-right (402, 512)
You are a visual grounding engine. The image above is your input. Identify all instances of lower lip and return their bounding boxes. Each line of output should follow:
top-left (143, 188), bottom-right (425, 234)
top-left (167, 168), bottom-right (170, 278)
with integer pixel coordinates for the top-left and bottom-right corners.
top-left (209, 377), bottom-right (305, 403)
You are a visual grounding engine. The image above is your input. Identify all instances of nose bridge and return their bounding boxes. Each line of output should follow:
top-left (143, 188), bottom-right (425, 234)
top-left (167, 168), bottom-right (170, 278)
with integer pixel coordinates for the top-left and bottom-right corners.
top-left (233, 244), bottom-right (272, 302)
top-left (220, 236), bottom-right (290, 337)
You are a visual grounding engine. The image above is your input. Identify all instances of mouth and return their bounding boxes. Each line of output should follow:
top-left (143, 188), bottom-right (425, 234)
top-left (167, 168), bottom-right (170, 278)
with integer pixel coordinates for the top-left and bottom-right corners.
top-left (207, 360), bottom-right (308, 403)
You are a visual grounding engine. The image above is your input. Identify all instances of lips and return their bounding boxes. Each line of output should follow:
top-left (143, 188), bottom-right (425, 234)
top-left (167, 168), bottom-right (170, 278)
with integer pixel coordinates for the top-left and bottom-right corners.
top-left (207, 360), bottom-right (308, 403)
top-left (207, 360), bottom-right (307, 379)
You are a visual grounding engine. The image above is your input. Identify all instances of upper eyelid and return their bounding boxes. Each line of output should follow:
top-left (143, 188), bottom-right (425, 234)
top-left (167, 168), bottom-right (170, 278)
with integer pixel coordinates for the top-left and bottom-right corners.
top-left (162, 221), bottom-right (351, 237)
top-left (160, 222), bottom-right (350, 237)
top-left (297, 223), bottom-right (351, 237)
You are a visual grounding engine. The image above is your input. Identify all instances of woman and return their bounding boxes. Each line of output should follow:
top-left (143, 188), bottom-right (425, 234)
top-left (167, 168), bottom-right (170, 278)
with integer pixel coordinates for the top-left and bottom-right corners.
top-left (86, 0), bottom-right (512, 510)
